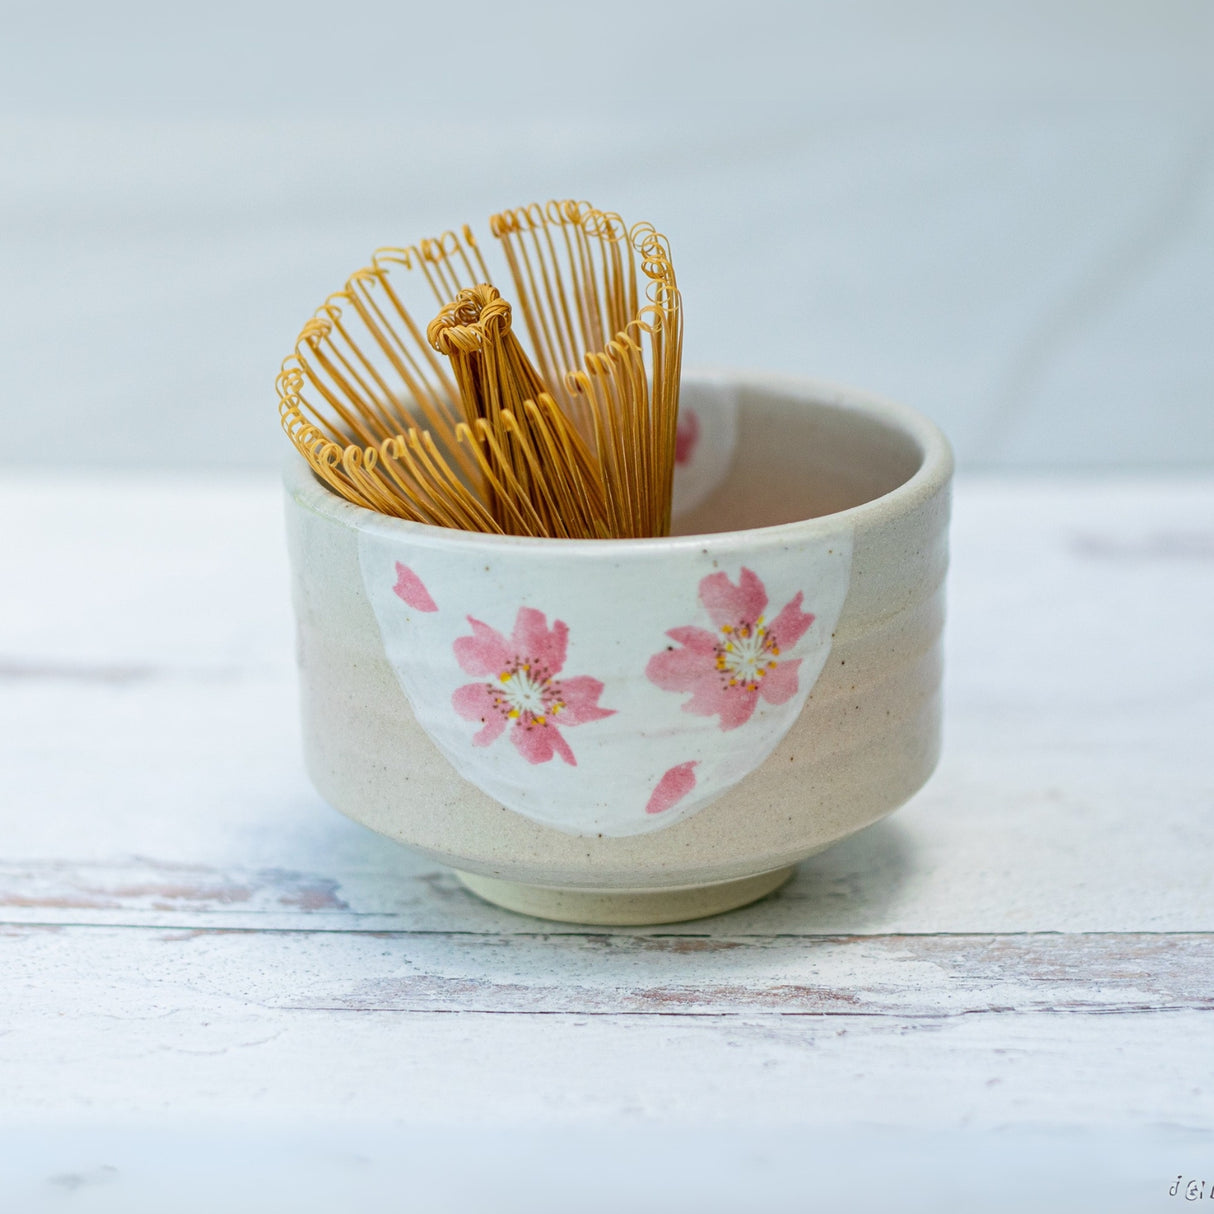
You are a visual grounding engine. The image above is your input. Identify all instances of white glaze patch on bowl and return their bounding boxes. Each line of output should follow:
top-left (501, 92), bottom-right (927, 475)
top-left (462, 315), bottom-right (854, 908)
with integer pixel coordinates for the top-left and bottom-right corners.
top-left (357, 522), bottom-right (852, 837)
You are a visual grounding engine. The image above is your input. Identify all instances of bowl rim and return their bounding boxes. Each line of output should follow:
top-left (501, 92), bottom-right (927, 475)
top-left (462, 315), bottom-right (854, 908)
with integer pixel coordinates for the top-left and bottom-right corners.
top-left (284, 368), bottom-right (954, 552)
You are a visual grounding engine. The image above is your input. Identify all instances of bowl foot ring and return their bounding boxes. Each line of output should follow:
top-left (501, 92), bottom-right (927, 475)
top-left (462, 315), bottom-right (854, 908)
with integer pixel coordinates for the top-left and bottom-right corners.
top-left (452, 865), bottom-right (795, 926)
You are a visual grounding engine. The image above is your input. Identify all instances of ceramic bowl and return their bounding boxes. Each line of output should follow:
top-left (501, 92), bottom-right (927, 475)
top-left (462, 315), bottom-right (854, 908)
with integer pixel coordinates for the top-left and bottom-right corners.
top-left (284, 370), bottom-right (952, 924)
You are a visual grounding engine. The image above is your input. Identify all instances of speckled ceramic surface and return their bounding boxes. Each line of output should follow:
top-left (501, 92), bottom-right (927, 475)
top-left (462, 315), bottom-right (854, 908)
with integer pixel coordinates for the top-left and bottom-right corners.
top-left (285, 371), bottom-right (952, 923)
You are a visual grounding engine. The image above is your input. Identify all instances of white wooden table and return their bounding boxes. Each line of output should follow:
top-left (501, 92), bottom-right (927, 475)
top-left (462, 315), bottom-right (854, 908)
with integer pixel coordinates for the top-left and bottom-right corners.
top-left (2, 476), bottom-right (1212, 1212)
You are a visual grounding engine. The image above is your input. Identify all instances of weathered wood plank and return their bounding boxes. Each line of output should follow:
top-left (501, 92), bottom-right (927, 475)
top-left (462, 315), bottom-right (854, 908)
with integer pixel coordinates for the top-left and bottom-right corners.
top-left (4, 1116), bottom-right (1209, 1214)
top-left (3, 928), bottom-right (1212, 1129)
top-left (2, 811), bottom-right (1213, 934)
top-left (4, 923), bottom-right (1210, 1017)
top-left (2, 1120), bottom-right (1208, 1214)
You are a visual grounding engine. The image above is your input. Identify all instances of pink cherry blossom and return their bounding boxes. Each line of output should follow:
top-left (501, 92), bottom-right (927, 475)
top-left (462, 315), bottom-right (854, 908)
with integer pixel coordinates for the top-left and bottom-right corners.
top-left (452, 606), bottom-right (614, 766)
top-left (645, 567), bottom-right (815, 732)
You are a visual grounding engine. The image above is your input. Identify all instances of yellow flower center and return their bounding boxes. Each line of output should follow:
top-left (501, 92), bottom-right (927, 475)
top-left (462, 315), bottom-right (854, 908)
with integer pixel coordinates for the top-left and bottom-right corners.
top-left (493, 662), bottom-right (563, 725)
top-left (715, 617), bottom-right (780, 692)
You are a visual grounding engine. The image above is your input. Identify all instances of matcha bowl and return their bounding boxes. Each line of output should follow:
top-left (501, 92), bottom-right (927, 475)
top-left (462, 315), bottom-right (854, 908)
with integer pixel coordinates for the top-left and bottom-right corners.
top-left (285, 370), bottom-right (952, 924)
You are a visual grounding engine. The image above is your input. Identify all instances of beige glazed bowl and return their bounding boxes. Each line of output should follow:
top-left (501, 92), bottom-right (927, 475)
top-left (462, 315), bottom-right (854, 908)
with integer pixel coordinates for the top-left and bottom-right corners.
top-left (285, 370), bottom-right (953, 924)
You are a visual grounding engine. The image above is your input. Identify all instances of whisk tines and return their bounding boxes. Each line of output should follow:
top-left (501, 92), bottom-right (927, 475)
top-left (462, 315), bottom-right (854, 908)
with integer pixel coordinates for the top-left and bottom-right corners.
top-left (278, 200), bottom-right (682, 539)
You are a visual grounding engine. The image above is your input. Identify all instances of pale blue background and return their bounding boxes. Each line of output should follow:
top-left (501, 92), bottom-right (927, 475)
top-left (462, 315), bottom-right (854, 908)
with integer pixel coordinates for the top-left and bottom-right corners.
top-left (1, 0), bottom-right (1211, 469)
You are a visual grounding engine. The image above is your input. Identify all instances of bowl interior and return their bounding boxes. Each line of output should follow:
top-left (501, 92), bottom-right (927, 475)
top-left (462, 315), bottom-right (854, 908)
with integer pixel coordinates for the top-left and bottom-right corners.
top-left (672, 378), bottom-right (929, 535)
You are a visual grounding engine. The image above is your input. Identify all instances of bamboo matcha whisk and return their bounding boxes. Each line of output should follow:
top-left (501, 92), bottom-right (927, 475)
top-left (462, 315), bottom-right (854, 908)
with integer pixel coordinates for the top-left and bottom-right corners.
top-left (277, 200), bottom-right (682, 540)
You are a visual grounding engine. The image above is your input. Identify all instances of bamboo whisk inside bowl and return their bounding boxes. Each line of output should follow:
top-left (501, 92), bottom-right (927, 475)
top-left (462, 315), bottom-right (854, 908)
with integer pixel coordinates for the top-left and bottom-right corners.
top-left (277, 200), bottom-right (682, 539)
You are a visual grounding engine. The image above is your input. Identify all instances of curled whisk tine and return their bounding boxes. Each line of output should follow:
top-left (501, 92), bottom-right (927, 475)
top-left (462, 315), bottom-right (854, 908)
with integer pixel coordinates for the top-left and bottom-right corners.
top-left (583, 208), bottom-right (627, 244)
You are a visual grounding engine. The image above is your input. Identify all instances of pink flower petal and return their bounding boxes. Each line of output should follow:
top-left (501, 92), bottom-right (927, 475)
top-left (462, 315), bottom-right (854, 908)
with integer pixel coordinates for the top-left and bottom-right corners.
top-left (453, 616), bottom-right (511, 676)
top-left (675, 409), bottom-right (701, 466)
top-left (708, 685), bottom-right (761, 731)
top-left (699, 567), bottom-right (768, 629)
top-left (553, 676), bottom-right (615, 725)
top-left (769, 592), bottom-right (815, 649)
top-left (646, 761), bottom-right (698, 814)
top-left (510, 720), bottom-right (576, 766)
top-left (391, 562), bottom-right (438, 612)
top-left (510, 607), bottom-right (568, 676)
top-left (759, 658), bottom-right (801, 706)
top-left (665, 625), bottom-right (718, 654)
top-left (452, 682), bottom-right (507, 746)
top-left (671, 667), bottom-right (760, 732)
top-left (646, 632), bottom-right (717, 692)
